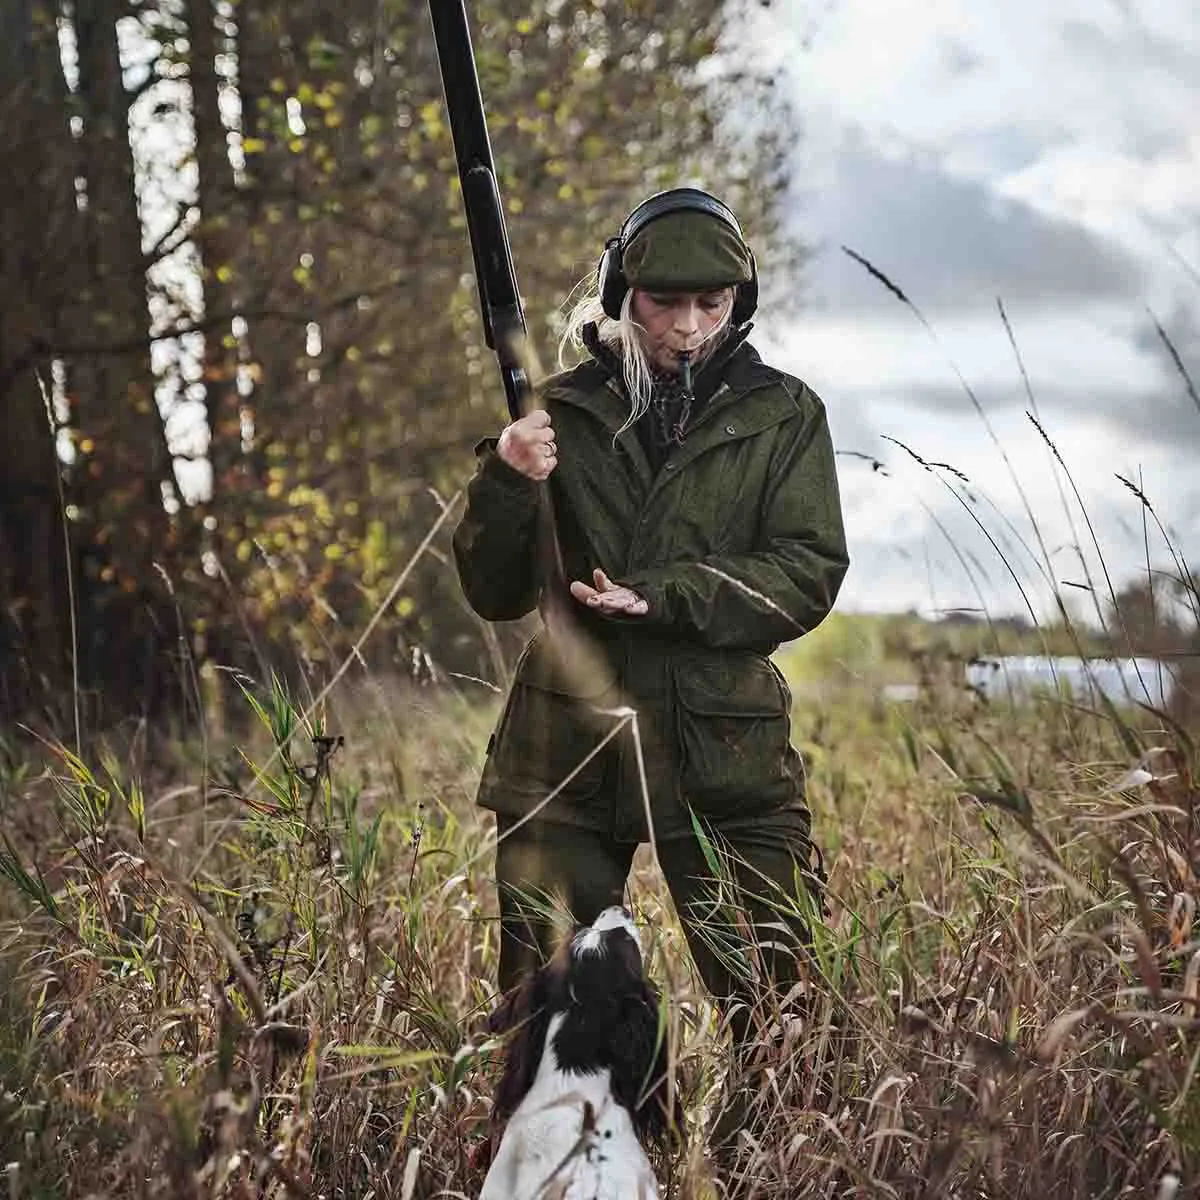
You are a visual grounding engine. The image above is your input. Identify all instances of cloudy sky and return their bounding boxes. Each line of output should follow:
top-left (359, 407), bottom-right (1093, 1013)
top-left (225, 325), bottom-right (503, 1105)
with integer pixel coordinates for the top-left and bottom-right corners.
top-left (741, 0), bottom-right (1200, 623)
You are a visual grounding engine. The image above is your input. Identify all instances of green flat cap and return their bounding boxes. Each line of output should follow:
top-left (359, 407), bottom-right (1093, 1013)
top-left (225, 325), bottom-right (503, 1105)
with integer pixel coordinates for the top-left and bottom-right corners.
top-left (622, 210), bottom-right (753, 291)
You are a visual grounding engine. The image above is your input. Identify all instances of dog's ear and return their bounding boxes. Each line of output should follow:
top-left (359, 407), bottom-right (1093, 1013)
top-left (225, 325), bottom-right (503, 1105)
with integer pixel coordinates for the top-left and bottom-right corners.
top-left (485, 977), bottom-right (534, 1037)
top-left (488, 963), bottom-right (556, 1125)
top-left (609, 981), bottom-right (687, 1149)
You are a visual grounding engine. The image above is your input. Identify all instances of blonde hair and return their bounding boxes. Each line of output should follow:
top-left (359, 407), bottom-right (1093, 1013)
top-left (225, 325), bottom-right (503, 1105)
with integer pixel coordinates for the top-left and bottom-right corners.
top-left (556, 279), bottom-right (733, 438)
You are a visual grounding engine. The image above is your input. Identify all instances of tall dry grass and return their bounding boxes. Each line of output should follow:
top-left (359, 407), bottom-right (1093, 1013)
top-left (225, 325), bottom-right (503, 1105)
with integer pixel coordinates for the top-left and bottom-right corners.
top-left (1, 626), bottom-right (1198, 1199)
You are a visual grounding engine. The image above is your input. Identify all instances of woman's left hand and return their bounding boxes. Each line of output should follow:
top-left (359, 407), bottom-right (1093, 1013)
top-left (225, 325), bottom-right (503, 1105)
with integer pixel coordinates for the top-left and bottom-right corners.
top-left (569, 568), bottom-right (648, 617)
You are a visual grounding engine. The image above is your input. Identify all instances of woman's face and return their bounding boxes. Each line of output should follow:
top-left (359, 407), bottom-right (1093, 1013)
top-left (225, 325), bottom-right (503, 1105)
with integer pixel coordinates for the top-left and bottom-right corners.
top-left (630, 287), bottom-right (734, 373)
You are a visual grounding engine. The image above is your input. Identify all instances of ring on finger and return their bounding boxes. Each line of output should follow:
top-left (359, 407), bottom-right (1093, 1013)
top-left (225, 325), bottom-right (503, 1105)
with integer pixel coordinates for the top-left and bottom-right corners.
top-left (543, 442), bottom-right (556, 457)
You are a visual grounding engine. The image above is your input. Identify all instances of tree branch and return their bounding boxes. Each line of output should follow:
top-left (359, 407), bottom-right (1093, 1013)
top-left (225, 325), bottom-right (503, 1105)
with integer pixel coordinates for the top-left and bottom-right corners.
top-left (0, 275), bottom-right (412, 396)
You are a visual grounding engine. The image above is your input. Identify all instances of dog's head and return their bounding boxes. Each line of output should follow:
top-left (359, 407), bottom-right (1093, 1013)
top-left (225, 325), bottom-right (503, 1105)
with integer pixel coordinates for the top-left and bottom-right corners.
top-left (487, 906), bottom-right (685, 1148)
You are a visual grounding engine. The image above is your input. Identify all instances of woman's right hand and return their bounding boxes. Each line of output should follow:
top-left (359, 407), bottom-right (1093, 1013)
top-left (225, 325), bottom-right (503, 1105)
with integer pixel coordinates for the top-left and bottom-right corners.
top-left (497, 409), bottom-right (558, 481)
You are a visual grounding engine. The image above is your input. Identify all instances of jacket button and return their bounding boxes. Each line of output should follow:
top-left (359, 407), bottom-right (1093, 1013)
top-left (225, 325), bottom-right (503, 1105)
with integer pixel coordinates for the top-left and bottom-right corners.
top-left (725, 424), bottom-right (737, 435)
top-left (664, 461), bottom-right (675, 470)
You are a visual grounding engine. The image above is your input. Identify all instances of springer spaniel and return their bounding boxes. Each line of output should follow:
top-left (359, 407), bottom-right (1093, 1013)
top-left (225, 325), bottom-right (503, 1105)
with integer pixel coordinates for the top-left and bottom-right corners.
top-left (479, 906), bottom-right (684, 1200)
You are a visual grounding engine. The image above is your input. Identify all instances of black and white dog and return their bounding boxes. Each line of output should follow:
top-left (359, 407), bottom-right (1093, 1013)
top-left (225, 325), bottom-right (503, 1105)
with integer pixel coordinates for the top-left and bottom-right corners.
top-left (479, 906), bottom-right (685, 1200)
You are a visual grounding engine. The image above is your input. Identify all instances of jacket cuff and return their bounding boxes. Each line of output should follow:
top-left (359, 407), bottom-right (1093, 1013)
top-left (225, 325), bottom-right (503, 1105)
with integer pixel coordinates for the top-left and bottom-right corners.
top-left (618, 570), bottom-right (671, 624)
top-left (472, 438), bottom-right (539, 513)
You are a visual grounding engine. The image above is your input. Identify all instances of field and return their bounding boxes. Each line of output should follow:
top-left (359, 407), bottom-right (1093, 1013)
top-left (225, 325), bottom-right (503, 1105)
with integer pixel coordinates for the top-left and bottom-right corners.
top-left (1, 613), bottom-right (1198, 1199)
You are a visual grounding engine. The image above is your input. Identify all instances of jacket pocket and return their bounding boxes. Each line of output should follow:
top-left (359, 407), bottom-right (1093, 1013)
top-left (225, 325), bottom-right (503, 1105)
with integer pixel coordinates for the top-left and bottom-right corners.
top-left (488, 634), bottom-right (621, 799)
top-left (674, 654), bottom-right (793, 810)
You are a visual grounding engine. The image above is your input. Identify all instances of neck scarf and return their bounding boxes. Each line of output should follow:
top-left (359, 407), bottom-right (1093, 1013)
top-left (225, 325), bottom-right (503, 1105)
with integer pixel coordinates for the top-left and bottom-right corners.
top-left (580, 321), bottom-right (754, 471)
top-left (645, 364), bottom-right (694, 454)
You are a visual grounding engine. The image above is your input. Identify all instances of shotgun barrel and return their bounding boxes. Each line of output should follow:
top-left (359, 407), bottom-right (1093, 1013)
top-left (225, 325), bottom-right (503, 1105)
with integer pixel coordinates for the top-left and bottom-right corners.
top-left (427, 1), bottom-right (530, 422)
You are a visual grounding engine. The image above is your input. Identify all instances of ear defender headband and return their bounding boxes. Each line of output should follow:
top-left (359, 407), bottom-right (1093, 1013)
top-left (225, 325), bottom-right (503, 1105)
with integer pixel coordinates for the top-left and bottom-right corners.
top-left (596, 186), bottom-right (759, 326)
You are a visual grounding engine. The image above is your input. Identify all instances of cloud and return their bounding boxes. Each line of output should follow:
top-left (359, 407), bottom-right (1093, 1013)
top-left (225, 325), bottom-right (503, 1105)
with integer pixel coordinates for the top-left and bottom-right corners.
top-left (781, 0), bottom-right (1200, 165)
top-left (1134, 301), bottom-right (1200, 408)
top-left (870, 373), bottom-right (1200, 458)
top-left (788, 133), bottom-right (1148, 316)
top-left (768, 0), bottom-right (1200, 270)
top-left (763, 304), bottom-right (1164, 412)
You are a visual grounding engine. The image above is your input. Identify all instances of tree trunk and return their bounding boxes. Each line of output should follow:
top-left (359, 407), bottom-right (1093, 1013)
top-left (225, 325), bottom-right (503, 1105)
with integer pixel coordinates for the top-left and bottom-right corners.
top-left (0, 0), bottom-right (79, 719)
top-left (68, 0), bottom-right (184, 712)
top-left (187, 0), bottom-right (242, 504)
top-left (73, 0), bottom-right (170, 566)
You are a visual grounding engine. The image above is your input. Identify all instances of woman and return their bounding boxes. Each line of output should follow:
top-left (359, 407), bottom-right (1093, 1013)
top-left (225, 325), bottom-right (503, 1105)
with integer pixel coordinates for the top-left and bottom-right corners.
top-left (453, 186), bottom-right (849, 1151)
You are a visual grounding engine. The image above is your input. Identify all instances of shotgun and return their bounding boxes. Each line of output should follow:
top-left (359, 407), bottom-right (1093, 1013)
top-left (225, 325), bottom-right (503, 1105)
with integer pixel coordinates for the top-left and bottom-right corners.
top-left (427, 0), bottom-right (570, 618)
top-left (427, 0), bottom-right (530, 423)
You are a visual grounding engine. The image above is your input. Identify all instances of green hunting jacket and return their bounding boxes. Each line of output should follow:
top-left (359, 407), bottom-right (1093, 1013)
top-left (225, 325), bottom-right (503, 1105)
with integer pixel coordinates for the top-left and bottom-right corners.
top-left (452, 335), bottom-right (849, 842)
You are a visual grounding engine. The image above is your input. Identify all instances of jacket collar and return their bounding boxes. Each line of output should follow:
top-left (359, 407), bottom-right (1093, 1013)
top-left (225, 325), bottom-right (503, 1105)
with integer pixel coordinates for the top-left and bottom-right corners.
top-left (559, 323), bottom-right (775, 429)
top-left (579, 320), bottom-right (753, 405)
top-left (543, 327), bottom-right (795, 492)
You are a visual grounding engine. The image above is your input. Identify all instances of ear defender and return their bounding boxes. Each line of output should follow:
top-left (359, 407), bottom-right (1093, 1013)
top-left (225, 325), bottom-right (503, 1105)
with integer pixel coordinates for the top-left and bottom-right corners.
top-left (731, 246), bottom-right (758, 327)
top-left (595, 187), bottom-right (759, 325)
top-left (596, 235), bottom-right (626, 322)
